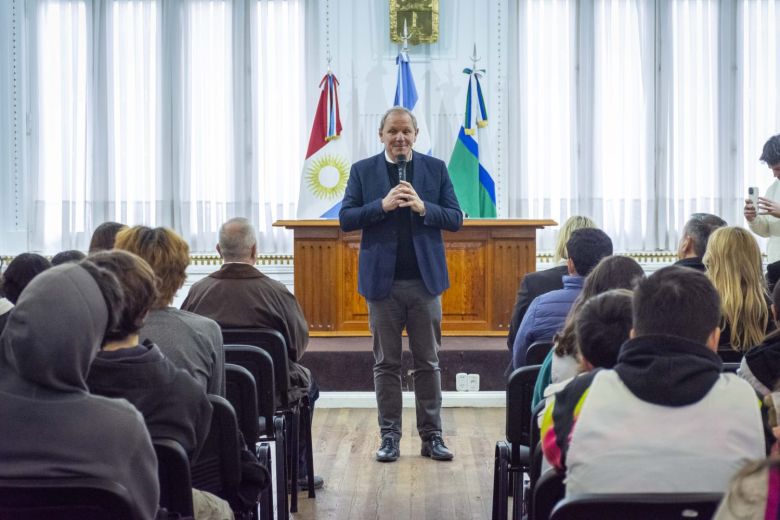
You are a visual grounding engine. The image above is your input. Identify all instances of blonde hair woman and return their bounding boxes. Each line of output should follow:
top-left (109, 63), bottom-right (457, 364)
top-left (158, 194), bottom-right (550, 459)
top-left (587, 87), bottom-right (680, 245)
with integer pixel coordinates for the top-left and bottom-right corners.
top-left (554, 215), bottom-right (597, 263)
top-left (704, 226), bottom-right (769, 353)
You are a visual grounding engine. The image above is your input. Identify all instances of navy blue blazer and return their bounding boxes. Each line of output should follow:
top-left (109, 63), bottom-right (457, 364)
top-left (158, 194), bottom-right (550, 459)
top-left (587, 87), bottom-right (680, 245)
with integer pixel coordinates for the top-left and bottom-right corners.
top-left (339, 152), bottom-right (463, 300)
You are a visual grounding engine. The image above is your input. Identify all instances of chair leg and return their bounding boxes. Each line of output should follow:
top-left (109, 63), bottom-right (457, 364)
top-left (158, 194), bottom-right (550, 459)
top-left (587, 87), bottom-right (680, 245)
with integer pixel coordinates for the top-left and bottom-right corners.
top-left (511, 465), bottom-right (524, 520)
top-left (256, 442), bottom-right (273, 520)
top-left (492, 442), bottom-right (510, 520)
top-left (287, 409), bottom-right (300, 513)
top-left (273, 416), bottom-right (289, 520)
top-left (302, 398), bottom-right (315, 498)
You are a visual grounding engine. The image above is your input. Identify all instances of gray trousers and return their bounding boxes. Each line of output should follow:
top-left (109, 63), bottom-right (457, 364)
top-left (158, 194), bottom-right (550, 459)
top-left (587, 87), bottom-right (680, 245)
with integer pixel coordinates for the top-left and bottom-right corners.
top-left (367, 279), bottom-right (443, 441)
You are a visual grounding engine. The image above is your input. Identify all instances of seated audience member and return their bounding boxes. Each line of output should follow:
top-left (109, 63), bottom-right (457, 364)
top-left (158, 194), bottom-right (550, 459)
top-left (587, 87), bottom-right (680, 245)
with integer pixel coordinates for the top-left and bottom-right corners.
top-left (0, 253), bottom-right (52, 331)
top-left (767, 260), bottom-right (780, 294)
top-left (537, 289), bottom-right (634, 425)
top-left (115, 226), bottom-right (225, 396)
top-left (532, 256), bottom-right (644, 407)
top-left (511, 228), bottom-right (613, 370)
top-left (86, 250), bottom-right (212, 459)
top-left (181, 217), bottom-right (322, 490)
top-left (541, 266), bottom-right (765, 496)
top-left (704, 226), bottom-right (771, 360)
top-left (575, 289), bottom-right (633, 372)
top-left (0, 262), bottom-right (159, 519)
top-left (714, 456), bottom-right (780, 520)
top-left (674, 213), bottom-right (727, 271)
top-left (739, 281), bottom-right (780, 396)
top-left (88, 221), bottom-right (127, 253)
top-left (85, 250), bottom-right (235, 520)
top-left (506, 215), bottom-right (597, 352)
top-left (51, 249), bottom-right (86, 265)
top-left (713, 389), bottom-right (780, 519)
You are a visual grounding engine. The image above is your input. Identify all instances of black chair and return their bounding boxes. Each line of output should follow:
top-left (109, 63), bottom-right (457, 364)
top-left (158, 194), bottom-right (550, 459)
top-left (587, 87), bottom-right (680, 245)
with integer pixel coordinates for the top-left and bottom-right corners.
top-left (222, 328), bottom-right (315, 513)
top-left (224, 345), bottom-right (289, 520)
top-left (492, 364), bottom-right (541, 520)
top-left (0, 477), bottom-right (136, 520)
top-left (527, 401), bottom-right (546, 518)
top-left (154, 438), bottom-right (195, 518)
top-left (526, 341), bottom-right (554, 366)
top-left (549, 493), bottom-right (724, 520)
top-left (225, 362), bottom-right (279, 520)
top-left (191, 395), bottom-right (244, 518)
top-left (532, 470), bottom-right (565, 520)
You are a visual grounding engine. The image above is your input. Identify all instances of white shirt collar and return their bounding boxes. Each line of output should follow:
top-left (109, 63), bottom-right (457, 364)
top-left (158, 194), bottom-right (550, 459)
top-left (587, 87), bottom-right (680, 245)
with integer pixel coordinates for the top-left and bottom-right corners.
top-left (384, 150), bottom-right (413, 164)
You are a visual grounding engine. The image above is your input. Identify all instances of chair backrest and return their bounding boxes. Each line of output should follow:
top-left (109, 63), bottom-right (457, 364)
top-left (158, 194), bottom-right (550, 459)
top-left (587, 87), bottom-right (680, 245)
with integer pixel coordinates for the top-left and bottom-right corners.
top-left (225, 363), bottom-right (260, 443)
top-left (532, 469), bottom-right (565, 520)
top-left (191, 395), bottom-right (242, 508)
top-left (0, 477), bottom-right (137, 520)
top-left (153, 438), bottom-right (195, 518)
top-left (224, 344), bottom-right (277, 424)
top-left (222, 328), bottom-right (291, 408)
top-left (549, 493), bottom-right (724, 520)
top-left (526, 340), bottom-right (554, 366)
top-left (506, 364), bottom-right (542, 446)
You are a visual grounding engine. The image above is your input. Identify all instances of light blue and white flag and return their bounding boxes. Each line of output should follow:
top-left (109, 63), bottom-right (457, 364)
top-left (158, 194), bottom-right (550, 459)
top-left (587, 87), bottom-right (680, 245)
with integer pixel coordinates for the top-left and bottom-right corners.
top-left (394, 51), bottom-right (432, 155)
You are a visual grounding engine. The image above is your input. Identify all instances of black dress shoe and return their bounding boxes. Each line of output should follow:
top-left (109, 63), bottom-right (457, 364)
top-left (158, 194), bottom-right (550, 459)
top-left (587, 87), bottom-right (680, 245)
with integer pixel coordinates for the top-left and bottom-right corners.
top-left (376, 436), bottom-right (400, 462)
top-left (421, 434), bottom-right (454, 461)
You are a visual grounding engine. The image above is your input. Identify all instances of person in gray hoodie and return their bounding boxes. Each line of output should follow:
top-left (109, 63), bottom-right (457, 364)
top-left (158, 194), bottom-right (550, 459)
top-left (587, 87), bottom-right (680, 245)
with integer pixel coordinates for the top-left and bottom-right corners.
top-left (0, 262), bottom-right (159, 520)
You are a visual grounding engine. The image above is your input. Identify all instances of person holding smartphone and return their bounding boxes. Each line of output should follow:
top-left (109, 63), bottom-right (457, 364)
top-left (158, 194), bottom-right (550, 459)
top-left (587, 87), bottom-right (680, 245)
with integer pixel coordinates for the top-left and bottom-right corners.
top-left (745, 134), bottom-right (780, 262)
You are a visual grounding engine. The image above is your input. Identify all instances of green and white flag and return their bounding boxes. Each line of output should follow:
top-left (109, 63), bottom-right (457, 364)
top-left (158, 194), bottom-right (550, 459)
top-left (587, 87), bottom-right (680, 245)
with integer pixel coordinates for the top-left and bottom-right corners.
top-left (448, 66), bottom-right (496, 218)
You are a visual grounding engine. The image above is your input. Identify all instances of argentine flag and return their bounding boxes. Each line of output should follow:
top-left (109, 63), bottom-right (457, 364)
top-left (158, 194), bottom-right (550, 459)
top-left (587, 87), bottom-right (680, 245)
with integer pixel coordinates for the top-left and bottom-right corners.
top-left (297, 73), bottom-right (351, 219)
top-left (448, 68), bottom-right (497, 218)
top-left (394, 51), bottom-right (432, 155)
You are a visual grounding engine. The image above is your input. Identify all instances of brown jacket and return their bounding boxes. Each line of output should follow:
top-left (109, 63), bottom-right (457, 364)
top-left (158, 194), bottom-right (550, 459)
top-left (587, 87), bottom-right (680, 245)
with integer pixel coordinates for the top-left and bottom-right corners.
top-left (181, 262), bottom-right (311, 401)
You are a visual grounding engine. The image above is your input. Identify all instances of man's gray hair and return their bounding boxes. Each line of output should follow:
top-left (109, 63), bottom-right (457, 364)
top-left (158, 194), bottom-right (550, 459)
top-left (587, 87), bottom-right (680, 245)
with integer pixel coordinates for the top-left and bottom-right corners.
top-left (378, 106), bottom-right (418, 132)
top-left (219, 217), bottom-right (257, 261)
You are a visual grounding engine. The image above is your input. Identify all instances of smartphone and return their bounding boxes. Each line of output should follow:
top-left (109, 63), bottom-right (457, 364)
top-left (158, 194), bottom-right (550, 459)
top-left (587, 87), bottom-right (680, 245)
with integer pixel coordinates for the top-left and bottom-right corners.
top-left (749, 186), bottom-right (759, 207)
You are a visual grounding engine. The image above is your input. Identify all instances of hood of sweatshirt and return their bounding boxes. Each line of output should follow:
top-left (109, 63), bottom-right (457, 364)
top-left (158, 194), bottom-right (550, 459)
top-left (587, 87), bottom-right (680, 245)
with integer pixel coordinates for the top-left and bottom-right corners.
top-left (614, 334), bottom-right (723, 406)
top-left (745, 332), bottom-right (780, 391)
top-left (0, 264), bottom-right (108, 396)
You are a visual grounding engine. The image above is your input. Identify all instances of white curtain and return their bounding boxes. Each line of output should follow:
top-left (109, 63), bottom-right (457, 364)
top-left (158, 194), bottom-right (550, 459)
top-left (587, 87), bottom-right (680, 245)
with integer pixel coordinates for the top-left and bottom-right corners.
top-left (739, 0), bottom-right (780, 195)
top-left (509, 0), bottom-right (780, 252)
top-left (29, 0), bottom-right (88, 252)
top-left (24, 0), bottom-right (307, 254)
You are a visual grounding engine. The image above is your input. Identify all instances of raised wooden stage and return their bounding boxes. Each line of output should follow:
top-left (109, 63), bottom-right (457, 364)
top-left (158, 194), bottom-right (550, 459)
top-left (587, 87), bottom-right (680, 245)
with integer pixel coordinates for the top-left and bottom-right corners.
top-left (301, 335), bottom-right (510, 392)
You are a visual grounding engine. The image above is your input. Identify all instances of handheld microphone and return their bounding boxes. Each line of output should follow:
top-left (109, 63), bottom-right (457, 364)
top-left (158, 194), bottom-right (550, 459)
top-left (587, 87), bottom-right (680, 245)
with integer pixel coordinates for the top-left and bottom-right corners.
top-left (396, 155), bottom-right (407, 182)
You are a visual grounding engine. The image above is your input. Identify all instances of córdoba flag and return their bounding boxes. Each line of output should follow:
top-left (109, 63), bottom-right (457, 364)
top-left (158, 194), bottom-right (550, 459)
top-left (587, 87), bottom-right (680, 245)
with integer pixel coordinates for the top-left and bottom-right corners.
top-left (297, 73), bottom-right (351, 218)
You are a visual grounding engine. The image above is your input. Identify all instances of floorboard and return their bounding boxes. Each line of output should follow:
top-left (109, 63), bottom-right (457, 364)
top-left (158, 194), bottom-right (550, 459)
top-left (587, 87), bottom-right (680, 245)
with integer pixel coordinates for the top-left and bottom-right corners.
top-left (291, 407), bottom-right (503, 520)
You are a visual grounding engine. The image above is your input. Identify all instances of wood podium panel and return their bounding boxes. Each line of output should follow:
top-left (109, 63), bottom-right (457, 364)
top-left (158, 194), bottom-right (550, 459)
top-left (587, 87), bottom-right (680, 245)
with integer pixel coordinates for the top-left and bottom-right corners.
top-left (274, 219), bottom-right (556, 336)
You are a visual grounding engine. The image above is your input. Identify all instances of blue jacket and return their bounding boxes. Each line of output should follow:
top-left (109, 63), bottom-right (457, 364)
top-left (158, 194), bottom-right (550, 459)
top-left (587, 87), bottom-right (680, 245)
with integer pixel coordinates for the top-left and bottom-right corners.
top-left (339, 152), bottom-right (462, 300)
top-left (512, 275), bottom-right (584, 369)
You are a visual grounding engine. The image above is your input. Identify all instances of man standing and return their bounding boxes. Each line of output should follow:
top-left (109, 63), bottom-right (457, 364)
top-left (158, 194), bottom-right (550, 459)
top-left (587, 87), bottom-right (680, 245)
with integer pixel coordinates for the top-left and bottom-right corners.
top-left (745, 134), bottom-right (780, 262)
top-left (339, 106), bottom-right (462, 462)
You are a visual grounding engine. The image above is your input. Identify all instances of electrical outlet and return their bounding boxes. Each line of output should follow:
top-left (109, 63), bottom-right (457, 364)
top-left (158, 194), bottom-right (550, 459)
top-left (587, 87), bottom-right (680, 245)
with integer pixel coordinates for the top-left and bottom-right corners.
top-left (467, 373), bottom-right (480, 392)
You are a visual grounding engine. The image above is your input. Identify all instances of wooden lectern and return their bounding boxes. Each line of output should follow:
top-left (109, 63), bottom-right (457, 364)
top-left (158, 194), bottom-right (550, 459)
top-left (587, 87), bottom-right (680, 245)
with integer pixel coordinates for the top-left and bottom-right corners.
top-left (274, 219), bottom-right (556, 336)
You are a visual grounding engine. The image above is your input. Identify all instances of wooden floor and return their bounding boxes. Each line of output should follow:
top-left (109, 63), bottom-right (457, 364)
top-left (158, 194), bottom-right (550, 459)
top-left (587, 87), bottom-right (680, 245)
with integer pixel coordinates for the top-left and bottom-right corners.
top-left (291, 407), bottom-right (503, 520)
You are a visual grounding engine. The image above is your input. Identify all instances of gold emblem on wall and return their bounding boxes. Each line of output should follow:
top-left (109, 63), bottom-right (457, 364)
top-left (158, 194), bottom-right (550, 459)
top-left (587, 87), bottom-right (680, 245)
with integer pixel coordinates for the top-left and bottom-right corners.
top-left (390, 0), bottom-right (439, 45)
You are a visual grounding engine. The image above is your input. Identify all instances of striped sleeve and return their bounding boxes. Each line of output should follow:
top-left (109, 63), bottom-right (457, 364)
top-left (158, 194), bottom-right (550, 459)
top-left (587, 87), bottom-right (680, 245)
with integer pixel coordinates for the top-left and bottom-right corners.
top-left (540, 371), bottom-right (599, 472)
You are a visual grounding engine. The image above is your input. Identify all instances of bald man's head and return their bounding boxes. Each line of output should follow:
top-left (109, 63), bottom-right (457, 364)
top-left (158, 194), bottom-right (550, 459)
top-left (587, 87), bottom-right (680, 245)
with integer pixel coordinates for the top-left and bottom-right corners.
top-left (217, 217), bottom-right (257, 263)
